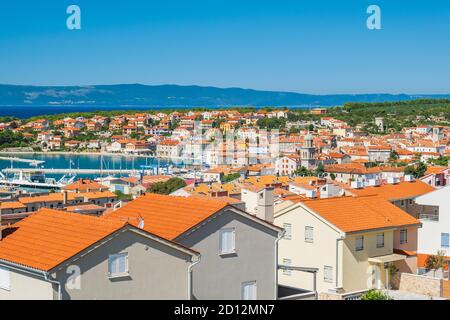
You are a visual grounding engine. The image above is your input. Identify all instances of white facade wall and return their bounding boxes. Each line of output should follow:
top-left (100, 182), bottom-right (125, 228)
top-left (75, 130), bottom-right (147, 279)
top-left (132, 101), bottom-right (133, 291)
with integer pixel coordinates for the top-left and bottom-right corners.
top-left (415, 187), bottom-right (450, 257)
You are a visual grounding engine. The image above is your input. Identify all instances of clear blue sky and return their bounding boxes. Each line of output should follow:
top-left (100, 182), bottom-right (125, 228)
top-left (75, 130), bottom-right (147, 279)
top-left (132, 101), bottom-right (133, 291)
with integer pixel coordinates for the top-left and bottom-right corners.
top-left (1, 0), bottom-right (450, 94)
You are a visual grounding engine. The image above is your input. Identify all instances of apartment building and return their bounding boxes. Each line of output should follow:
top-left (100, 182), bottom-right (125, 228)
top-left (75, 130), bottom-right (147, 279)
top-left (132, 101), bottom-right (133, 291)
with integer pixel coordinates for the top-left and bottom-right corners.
top-left (415, 186), bottom-right (450, 270)
top-left (275, 196), bottom-right (421, 295)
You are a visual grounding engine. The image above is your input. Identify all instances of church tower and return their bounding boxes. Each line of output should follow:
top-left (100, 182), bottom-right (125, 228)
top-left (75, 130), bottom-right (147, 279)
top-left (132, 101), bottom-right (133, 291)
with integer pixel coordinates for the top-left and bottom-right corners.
top-left (299, 134), bottom-right (316, 169)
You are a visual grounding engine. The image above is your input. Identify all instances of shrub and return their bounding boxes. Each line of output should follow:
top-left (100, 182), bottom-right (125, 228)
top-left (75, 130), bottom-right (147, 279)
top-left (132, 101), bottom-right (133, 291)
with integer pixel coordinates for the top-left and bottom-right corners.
top-left (360, 290), bottom-right (392, 300)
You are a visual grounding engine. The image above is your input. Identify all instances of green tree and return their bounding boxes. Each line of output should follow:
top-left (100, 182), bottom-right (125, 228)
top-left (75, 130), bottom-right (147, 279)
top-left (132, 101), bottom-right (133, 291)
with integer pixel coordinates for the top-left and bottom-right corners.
top-left (425, 250), bottom-right (447, 277)
top-left (148, 177), bottom-right (186, 195)
top-left (360, 290), bottom-right (393, 300)
top-left (221, 173), bottom-right (241, 183)
top-left (0, 129), bottom-right (30, 149)
top-left (428, 156), bottom-right (449, 167)
top-left (315, 163), bottom-right (325, 177)
top-left (404, 162), bottom-right (427, 178)
top-left (294, 166), bottom-right (313, 177)
top-left (389, 150), bottom-right (399, 162)
top-left (113, 190), bottom-right (132, 201)
top-left (256, 117), bottom-right (287, 130)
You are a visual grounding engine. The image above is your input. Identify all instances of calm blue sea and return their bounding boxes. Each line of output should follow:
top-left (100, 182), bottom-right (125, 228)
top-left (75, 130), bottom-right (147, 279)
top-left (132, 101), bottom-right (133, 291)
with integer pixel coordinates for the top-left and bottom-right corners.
top-left (0, 154), bottom-right (172, 180)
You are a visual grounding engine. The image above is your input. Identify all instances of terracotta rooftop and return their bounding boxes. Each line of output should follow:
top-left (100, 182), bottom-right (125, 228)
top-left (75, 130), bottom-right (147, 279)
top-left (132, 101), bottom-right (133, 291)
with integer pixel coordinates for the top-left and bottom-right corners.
top-left (63, 179), bottom-right (108, 192)
top-left (0, 209), bottom-right (126, 271)
top-left (348, 181), bottom-right (435, 201)
top-left (301, 196), bottom-right (420, 233)
top-left (104, 193), bottom-right (231, 240)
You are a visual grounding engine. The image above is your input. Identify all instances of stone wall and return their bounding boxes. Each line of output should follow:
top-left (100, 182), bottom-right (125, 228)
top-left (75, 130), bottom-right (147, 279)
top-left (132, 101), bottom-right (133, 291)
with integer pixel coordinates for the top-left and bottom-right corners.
top-left (398, 273), bottom-right (442, 297)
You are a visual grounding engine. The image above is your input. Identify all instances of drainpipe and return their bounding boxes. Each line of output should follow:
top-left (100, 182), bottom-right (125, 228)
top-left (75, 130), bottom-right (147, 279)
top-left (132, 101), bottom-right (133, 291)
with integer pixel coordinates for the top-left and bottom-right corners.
top-left (275, 229), bottom-right (286, 300)
top-left (44, 273), bottom-right (62, 300)
top-left (187, 255), bottom-right (201, 300)
top-left (335, 236), bottom-right (344, 289)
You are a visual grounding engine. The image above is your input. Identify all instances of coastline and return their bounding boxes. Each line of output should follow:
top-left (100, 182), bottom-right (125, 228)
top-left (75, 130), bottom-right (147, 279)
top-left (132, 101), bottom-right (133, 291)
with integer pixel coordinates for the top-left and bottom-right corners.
top-left (0, 151), bottom-right (156, 159)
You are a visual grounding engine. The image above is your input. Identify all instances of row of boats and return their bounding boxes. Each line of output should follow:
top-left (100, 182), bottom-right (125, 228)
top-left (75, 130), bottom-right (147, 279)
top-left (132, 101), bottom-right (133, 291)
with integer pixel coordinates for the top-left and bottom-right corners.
top-left (0, 156), bottom-right (202, 192)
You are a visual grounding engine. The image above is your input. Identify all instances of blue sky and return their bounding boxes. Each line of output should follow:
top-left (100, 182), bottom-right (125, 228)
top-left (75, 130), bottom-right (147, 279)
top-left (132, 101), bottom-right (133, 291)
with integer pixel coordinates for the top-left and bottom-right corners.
top-left (0, 0), bottom-right (449, 94)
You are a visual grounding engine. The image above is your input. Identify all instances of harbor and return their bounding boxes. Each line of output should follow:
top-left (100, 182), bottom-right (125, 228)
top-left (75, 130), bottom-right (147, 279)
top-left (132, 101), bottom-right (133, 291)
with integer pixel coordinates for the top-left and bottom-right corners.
top-left (0, 153), bottom-right (181, 192)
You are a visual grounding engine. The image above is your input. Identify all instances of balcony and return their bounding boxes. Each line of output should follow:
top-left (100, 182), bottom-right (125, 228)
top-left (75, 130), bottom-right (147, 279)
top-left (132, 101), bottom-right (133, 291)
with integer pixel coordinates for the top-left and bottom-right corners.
top-left (419, 213), bottom-right (439, 222)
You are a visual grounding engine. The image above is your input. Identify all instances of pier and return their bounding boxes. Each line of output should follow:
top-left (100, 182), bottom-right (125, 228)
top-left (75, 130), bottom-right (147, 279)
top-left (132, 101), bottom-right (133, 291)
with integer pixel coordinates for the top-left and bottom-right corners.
top-left (0, 157), bottom-right (45, 166)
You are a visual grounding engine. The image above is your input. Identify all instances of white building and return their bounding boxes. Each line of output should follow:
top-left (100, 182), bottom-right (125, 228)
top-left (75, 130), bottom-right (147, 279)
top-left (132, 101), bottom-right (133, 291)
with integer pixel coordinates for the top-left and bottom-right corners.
top-left (415, 186), bottom-right (450, 260)
top-left (275, 155), bottom-right (300, 176)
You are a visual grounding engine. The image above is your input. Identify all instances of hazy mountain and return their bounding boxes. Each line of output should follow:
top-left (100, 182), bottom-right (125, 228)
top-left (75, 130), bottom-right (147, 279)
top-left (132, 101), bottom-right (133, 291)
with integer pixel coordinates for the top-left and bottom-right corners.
top-left (0, 84), bottom-right (449, 107)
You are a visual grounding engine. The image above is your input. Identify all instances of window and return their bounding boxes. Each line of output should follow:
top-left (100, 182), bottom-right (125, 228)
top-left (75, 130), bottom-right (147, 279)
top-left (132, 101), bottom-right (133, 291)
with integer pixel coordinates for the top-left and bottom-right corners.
top-left (441, 233), bottom-right (449, 248)
top-left (0, 266), bottom-right (10, 291)
top-left (305, 226), bottom-right (314, 243)
top-left (355, 236), bottom-right (364, 251)
top-left (400, 200), bottom-right (405, 206)
top-left (219, 228), bottom-right (236, 254)
top-left (324, 266), bottom-right (333, 283)
top-left (283, 223), bottom-right (292, 240)
top-left (400, 229), bottom-right (408, 244)
top-left (241, 281), bottom-right (257, 300)
top-left (108, 253), bottom-right (129, 278)
top-left (376, 233), bottom-right (385, 248)
top-left (282, 259), bottom-right (292, 276)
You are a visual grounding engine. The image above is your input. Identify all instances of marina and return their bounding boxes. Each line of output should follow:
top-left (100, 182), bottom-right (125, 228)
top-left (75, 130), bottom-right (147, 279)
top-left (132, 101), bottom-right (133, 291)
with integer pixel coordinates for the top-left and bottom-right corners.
top-left (0, 154), bottom-right (181, 192)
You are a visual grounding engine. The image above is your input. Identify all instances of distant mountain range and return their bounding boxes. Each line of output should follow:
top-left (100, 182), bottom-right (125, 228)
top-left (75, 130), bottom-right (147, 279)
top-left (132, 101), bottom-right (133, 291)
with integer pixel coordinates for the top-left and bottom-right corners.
top-left (1, 84), bottom-right (449, 107)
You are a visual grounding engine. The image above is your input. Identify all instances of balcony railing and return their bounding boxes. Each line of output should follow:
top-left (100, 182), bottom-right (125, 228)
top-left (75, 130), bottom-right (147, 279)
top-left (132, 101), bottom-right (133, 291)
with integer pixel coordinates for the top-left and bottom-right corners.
top-left (419, 214), bottom-right (439, 222)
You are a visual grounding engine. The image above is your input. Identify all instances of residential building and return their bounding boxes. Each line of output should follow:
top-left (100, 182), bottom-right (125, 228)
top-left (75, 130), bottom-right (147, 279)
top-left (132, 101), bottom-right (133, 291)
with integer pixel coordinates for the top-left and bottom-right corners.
top-left (275, 196), bottom-right (421, 295)
top-left (0, 209), bottom-right (199, 299)
top-left (106, 193), bottom-right (282, 300)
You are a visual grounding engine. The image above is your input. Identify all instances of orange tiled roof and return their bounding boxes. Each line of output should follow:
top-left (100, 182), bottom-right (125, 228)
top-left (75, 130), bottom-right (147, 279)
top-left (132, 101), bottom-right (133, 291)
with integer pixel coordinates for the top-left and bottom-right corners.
top-left (0, 201), bottom-right (26, 210)
top-left (0, 209), bottom-right (126, 271)
top-left (417, 253), bottom-right (449, 270)
top-left (425, 166), bottom-right (448, 175)
top-left (301, 196), bottom-right (420, 233)
top-left (348, 181), bottom-right (435, 201)
top-left (63, 179), bottom-right (108, 192)
top-left (104, 193), bottom-right (230, 240)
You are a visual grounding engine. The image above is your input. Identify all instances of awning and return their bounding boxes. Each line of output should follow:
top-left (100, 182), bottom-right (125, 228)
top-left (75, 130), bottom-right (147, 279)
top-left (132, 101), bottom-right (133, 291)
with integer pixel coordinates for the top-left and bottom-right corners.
top-left (368, 253), bottom-right (406, 264)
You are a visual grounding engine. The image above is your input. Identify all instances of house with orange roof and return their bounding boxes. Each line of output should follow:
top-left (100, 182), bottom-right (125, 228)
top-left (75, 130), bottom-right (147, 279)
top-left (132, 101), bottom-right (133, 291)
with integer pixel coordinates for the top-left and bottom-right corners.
top-left (156, 139), bottom-right (181, 159)
top-left (415, 186), bottom-right (450, 275)
top-left (63, 179), bottom-right (108, 193)
top-left (324, 163), bottom-right (381, 184)
top-left (420, 166), bottom-right (450, 188)
top-left (106, 193), bottom-right (283, 300)
top-left (0, 201), bottom-right (26, 215)
top-left (0, 208), bottom-right (200, 299)
top-left (275, 196), bottom-right (421, 296)
top-left (275, 155), bottom-right (300, 176)
top-left (367, 145), bottom-right (392, 162)
top-left (347, 180), bottom-right (435, 218)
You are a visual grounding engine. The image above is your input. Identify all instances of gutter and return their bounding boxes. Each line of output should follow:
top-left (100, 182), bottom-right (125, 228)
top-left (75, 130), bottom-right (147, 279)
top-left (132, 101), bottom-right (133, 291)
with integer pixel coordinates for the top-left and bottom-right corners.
top-left (335, 236), bottom-right (345, 289)
top-left (275, 229), bottom-right (286, 300)
top-left (0, 260), bottom-right (62, 300)
top-left (44, 273), bottom-right (62, 300)
top-left (187, 255), bottom-right (201, 300)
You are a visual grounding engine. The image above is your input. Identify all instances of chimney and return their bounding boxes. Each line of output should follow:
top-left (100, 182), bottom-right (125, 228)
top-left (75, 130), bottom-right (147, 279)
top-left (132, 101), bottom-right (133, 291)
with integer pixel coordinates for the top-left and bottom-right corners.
top-left (256, 187), bottom-right (274, 223)
top-left (138, 217), bottom-right (145, 229)
top-left (63, 190), bottom-right (68, 206)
